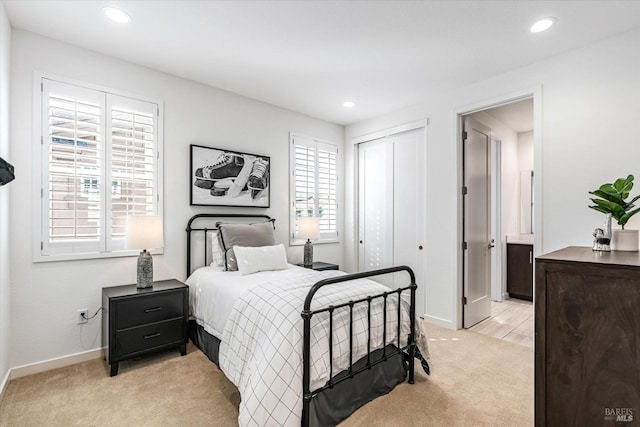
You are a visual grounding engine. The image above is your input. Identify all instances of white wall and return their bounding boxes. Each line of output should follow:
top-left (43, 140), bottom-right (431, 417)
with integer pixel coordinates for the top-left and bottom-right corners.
top-left (0, 2), bottom-right (11, 389)
top-left (345, 27), bottom-right (640, 328)
top-left (518, 131), bottom-right (534, 172)
top-left (9, 30), bottom-right (344, 368)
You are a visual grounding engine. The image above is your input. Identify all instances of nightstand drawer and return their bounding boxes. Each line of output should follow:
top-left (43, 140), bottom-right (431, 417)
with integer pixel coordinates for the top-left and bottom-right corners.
top-left (115, 318), bottom-right (184, 357)
top-left (115, 291), bottom-right (184, 329)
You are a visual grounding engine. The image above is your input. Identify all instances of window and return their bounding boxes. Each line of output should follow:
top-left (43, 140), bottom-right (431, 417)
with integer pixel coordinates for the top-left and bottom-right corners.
top-left (35, 75), bottom-right (163, 261)
top-left (290, 133), bottom-right (339, 244)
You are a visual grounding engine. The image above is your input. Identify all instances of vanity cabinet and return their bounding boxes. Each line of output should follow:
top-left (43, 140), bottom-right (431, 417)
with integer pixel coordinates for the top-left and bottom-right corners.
top-left (535, 247), bottom-right (640, 426)
top-left (506, 243), bottom-right (533, 300)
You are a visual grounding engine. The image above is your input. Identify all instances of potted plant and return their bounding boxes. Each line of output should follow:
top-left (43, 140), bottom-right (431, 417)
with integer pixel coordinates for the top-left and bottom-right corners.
top-left (589, 174), bottom-right (640, 251)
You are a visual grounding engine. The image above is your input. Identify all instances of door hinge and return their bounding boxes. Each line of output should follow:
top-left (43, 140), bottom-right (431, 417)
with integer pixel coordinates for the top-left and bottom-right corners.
top-left (462, 296), bottom-right (467, 305)
top-left (41, 241), bottom-right (44, 250)
top-left (462, 131), bottom-right (468, 141)
top-left (41, 188), bottom-right (44, 198)
top-left (462, 241), bottom-right (468, 250)
top-left (462, 186), bottom-right (468, 195)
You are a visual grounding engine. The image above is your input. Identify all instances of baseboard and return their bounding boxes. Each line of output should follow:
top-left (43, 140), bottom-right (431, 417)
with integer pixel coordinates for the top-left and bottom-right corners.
top-left (10, 348), bottom-right (102, 380)
top-left (423, 314), bottom-right (455, 329)
top-left (0, 369), bottom-right (10, 402)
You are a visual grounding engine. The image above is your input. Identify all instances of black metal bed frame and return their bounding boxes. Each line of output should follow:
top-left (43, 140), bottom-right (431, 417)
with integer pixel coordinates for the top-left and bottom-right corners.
top-left (301, 267), bottom-right (416, 426)
top-left (186, 213), bottom-right (272, 275)
top-left (186, 214), bottom-right (417, 427)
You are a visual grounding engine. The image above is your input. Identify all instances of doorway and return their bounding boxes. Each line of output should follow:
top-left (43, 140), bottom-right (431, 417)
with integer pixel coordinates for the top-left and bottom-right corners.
top-left (461, 97), bottom-right (535, 338)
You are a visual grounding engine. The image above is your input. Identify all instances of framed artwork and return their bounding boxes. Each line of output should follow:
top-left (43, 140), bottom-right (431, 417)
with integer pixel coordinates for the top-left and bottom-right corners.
top-left (190, 144), bottom-right (270, 207)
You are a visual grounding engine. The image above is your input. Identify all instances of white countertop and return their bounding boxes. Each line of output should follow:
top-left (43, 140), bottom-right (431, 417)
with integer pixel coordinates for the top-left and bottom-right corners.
top-left (507, 234), bottom-right (534, 245)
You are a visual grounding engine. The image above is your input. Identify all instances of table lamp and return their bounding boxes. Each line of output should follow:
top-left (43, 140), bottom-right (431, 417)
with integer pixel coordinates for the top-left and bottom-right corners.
top-left (298, 216), bottom-right (320, 268)
top-left (126, 215), bottom-right (164, 288)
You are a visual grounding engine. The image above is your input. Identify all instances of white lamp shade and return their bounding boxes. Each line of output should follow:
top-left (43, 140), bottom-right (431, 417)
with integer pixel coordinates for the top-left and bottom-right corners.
top-left (298, 216), bottom-right (320, 240)
top-left (126, 215), bottom-right (164, 250)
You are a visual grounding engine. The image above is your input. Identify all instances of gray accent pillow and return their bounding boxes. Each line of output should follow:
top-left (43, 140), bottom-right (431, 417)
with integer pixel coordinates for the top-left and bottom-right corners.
top-left (217, 221), bottom-right (276, 271)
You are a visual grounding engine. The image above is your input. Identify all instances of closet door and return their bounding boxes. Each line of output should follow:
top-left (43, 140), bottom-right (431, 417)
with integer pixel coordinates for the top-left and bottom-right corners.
top-left (358, 128), bottom-right (426, 315)
top-left (358, 138), bottom-right (394, 276)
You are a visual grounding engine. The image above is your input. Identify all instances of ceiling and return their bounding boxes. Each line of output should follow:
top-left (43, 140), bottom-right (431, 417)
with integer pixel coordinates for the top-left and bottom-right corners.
top-left (485, 99), bottom-right (534, 133)
top-left (4, 1), bottom-right (640, 125)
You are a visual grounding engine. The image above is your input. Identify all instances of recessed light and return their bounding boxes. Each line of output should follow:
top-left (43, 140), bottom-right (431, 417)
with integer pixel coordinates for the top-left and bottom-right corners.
top-left (530, 17), bottom-right (556, 33)
top-left (103, 6), bottom-right (131, 24)
top-left (343, 101), bottom-right (355, 108)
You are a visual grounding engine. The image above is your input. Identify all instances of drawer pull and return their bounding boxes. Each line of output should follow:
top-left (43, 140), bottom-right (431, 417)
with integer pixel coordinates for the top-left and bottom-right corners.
top-left (144, 332), bottom-right (161, 340)
top-left (144, 307), bottom-right (163, 313)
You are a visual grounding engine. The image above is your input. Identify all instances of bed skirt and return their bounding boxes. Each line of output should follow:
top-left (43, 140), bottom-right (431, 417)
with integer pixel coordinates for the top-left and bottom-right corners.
top-left (188, 320), bottom-right (407, 427)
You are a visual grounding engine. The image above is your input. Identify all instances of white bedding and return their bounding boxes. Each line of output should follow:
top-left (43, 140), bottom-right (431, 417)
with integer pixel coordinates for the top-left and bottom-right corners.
top-left (185, 264), bottom-right (326, 339)
top-left (186, 264), bottom-right (413, 427)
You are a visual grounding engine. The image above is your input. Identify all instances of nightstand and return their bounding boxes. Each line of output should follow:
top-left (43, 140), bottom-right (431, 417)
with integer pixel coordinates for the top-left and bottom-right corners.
top-left (102, 279), bottom-right (188, 377)
top-left (297, 261), bottom-right (339, 271)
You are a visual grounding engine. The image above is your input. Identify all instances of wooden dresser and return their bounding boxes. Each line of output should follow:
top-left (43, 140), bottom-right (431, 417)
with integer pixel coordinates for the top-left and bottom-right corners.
top-left (535, 247), bottom-right (640, 426)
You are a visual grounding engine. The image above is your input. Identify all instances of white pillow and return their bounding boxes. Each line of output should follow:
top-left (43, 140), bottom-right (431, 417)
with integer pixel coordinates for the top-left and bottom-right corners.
top-left (234, 244), bottom-right (288, 275)
top-left (207, 231), bottom-right (225, 268)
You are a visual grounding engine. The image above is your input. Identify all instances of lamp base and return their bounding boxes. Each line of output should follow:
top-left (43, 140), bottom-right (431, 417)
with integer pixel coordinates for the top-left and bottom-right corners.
top-left (303, 239), bottom-right (313, 268)
top-left (137, 250), bottom-right (153, 289)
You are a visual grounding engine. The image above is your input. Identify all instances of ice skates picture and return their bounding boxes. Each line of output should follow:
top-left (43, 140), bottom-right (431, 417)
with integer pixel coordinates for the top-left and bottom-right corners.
top-left (190, 144), bottom-right (270, 207)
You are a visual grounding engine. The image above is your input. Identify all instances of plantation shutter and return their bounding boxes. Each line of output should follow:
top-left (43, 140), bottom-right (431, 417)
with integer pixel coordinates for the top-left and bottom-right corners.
top-left (294, 138), bottom-right (316, 220)
top-left (107, 96), bottom-right (158, 251)
top-left (291, 134), bottom-right (339, 242)
top-left (42, 79), bottom-right (105, 255)
top-left (39, 77), bottom-right (162, 260)
top-left (316, 142), bottom-right (338, 238)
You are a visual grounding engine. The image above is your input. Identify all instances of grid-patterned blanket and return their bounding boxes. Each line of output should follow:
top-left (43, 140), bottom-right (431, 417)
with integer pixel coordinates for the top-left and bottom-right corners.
top-left (219, 269), bottom-right (416, 427)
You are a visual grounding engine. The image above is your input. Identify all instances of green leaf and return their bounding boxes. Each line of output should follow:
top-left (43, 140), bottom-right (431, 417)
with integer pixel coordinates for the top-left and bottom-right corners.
top-left (598, 183), bottom-right (618, 197)
top-left (591, 199), bottom-right (626, 219)
top-left (619, 206), bottom-right (640, 227)
top-left (589, 189), bottom-right (623, 204)
top-left (589, 205), bottom-right (611, 214)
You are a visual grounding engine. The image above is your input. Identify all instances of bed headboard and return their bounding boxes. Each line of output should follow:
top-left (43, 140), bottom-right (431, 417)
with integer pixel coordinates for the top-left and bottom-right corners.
top-left (186, 213), bottom-right (274, 276)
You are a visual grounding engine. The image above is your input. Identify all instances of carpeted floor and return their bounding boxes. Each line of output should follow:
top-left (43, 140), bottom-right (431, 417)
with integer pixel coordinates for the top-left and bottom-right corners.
top-left (0, 323), bottom-right (533, 426)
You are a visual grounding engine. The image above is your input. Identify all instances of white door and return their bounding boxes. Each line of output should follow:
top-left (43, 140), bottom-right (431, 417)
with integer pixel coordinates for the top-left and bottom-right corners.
top-left (358, 128), bottom-right (426, 316)
top-left (463, 117), bottom-right (492, 328)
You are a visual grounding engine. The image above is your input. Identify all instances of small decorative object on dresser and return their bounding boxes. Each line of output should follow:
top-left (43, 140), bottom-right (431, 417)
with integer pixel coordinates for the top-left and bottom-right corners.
top-left (126, 215), bottom-right (164, 288)
top-left (297, 216), bottom-right (320, 267)
top-left (588, 174), bottom-right (640, 251)
top-left (102, 279), bottom-right (188, 376)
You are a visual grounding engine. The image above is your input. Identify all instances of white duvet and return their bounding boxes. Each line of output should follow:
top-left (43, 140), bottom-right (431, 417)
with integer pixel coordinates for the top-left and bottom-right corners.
top-left (186, 264), bottom-right (413, 427)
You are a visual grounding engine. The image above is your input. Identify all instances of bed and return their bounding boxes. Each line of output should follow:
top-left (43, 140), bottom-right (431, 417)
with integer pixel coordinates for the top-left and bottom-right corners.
top-left (185, 213), bottom-right (428, 426)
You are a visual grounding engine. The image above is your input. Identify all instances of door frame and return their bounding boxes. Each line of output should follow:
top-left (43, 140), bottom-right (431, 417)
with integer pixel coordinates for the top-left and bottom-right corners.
top-left (454, 87), bottom-right (542, 330)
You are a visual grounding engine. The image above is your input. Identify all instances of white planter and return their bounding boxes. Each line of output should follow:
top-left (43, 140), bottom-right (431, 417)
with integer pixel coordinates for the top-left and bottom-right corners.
top-left (611, 229), bottom-right (639, 251)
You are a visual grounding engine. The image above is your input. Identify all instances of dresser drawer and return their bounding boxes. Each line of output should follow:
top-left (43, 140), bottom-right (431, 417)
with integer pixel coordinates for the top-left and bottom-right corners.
top-left (115, 318), bottom-right (184, 357)
top-left (115, 291), bottom-right (185, 329)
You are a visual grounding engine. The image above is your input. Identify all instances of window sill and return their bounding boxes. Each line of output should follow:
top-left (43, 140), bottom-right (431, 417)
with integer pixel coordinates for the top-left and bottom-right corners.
top-left (33, 248), bottom-right (164, 263)
top-left (290, 239), bottom-right (339, 247)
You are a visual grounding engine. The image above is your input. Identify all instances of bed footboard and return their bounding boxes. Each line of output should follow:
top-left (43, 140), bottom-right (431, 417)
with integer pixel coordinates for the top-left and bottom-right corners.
top-left (301, 266), bottom-right (417, 427)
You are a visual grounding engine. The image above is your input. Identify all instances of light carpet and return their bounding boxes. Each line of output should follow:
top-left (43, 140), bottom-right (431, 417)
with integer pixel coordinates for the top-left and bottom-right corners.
top-left (0, 323), bottom-right (533, 426)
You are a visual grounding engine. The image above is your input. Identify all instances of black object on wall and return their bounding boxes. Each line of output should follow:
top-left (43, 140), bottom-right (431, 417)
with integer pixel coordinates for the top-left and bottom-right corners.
top-left (0, 157), bottom-right (14, 186)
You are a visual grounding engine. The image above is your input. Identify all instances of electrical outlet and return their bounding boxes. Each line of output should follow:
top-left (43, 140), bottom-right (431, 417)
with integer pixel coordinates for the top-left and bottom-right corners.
top-left (77, 309), bottom-right (88, 324)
